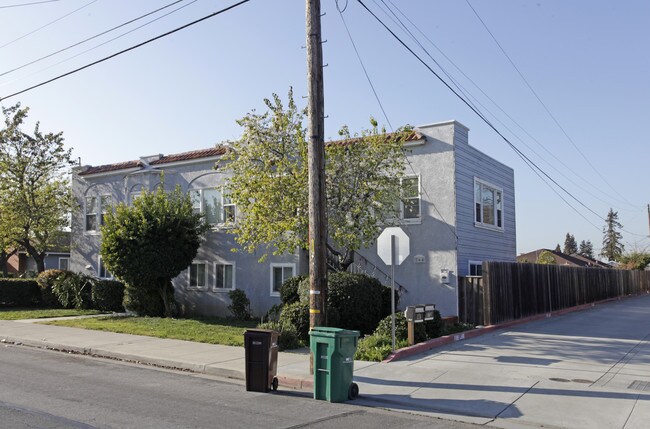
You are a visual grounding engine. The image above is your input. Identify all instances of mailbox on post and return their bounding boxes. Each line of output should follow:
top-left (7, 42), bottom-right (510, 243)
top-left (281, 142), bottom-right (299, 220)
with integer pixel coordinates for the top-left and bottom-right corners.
top-left (414, 305), bottom-right (425, 323)
top-left (424, 304), bottom-right (436, 321)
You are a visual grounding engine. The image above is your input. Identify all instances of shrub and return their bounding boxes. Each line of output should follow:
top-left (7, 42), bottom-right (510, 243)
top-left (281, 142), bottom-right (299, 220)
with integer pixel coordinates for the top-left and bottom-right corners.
top-left (0, 279), bottom-right (40, 307)
top-left (228, 289), bottom-right (251, 320)
top-left (279, 301), bottom-right (310, 344)
top-left (52, 272), bottom-right (94, 309)
top-left (123, 284), bottom-right (170, 317)
top-left (279, 275), bottom-right (306, 305)
top-left (36, 269), bottom-right (66, 308)
top-left (257, 320), bottom-right (302, 351)
top-left (326, 272), bottom-right (391, 335)
top-left (354, 334), bottom-right (407, 362)
top-left (423, 309), bottom-right (444, 339)
top-left (375, 312), bottom-right (427, 343)
top-left (262, 304), bottom-right (282, 323)
top-left (91, 280), bottom-right (125, 312)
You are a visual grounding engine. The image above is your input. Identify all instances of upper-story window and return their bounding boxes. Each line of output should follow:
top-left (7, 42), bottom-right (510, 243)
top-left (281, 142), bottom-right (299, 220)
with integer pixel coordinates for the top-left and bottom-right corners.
top-left (190, 188), bottom-right (236, 226)
top-left (396, 176), bottom-right (420, 222)
top-left (474, 178), bottom-right (503, 230)
top-left (85, 195), bottom-right (112, 232)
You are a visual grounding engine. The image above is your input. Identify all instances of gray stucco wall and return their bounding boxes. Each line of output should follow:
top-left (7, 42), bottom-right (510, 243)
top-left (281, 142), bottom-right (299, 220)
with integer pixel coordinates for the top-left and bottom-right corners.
top-left (71, 160), bottom-right (300, 318)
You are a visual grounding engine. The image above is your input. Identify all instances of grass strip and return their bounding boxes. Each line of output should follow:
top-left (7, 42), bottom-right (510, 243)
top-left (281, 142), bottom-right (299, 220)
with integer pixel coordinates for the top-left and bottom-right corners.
top-left (0, 308), bottom-right (103, 320)
top-left (46, 316), bottom-right (258, 347)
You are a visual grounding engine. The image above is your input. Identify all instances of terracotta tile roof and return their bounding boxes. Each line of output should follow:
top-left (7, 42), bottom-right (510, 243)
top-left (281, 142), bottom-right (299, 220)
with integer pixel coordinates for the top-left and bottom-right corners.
top-left (77, 130), bottom-right (421, 177)
top-left (78, 146), bottom-right (228, 176)
top-left (78, 160), bottom-right (143, 176)
top-left (150, 147), bottom-right (227, 165)
top-left (329, 130), bottom-right (424, 146)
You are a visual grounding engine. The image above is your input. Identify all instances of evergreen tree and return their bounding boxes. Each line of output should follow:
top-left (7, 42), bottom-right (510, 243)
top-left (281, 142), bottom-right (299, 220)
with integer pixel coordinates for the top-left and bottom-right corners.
top-left (578, 240), bottom-right (594, 259)
top-left (601, 208), bottom-right (624, 261)
top-left (554, 244), bottom-right (561, 252)
top-left (563, 233), bottom-right (578, 255)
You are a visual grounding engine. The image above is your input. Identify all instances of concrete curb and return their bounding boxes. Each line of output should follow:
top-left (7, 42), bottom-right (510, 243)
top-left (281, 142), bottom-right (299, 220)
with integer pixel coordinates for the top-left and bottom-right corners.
top-left (383, 292), bottom-right (648, 362)
top-left (0, 334), bottom-right (314, 392)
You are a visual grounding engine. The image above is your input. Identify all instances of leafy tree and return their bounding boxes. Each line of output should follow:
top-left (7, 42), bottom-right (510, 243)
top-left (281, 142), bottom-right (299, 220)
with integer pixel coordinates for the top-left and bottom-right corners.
top-left (601, 208), bottom-right (624, 261)
top-left (536, 250), bottom-right (556, 265)
top-left (618, 251), bottom-right (650, 271)
top-left (100, 185), bottom-right (209, 317)
top-left (0, 200), bottom-right (18, 277)
top-left (563, 233), bottom-right (578, 255)
top-left (0, 104), bottom-right (74, 273)
top-left (221, 90), bottom-right (410, 271)
top-left (554, 243), bottom-right (561, 252)
top-left (578, 240), bottom-right (594, 259)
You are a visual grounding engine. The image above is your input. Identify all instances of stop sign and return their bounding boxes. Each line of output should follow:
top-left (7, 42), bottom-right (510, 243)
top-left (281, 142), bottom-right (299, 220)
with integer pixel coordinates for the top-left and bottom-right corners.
top-left (377, 227), bottom-right (410, 266)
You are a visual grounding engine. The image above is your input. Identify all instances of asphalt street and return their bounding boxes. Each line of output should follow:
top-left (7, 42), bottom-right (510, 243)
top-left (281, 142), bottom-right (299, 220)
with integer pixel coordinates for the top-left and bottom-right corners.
top-left (0, 344), bottom-right (477, 429)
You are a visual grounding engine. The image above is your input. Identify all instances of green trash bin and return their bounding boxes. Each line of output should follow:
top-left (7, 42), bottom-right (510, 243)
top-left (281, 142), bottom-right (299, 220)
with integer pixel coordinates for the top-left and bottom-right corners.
top-left (309, 327), bottom-right (360, 402)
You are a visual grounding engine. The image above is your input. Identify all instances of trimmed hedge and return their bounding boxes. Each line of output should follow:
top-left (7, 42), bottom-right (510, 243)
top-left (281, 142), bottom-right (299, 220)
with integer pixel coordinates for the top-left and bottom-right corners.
top-left (91, 280), bottom-right (125, 312)
top-left (0, 279), bottom-right (40, 307)
top-left (123, 284), bottom-right (174, 317)
top-left (279, 301), bottom-right (310, 344)
top-left (257, 320), bottom-right (302, 351)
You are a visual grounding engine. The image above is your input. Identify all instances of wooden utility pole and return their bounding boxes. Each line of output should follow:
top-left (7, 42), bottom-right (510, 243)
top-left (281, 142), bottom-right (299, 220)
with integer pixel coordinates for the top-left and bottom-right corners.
top-left (306, 0), bottom-right (327, 330)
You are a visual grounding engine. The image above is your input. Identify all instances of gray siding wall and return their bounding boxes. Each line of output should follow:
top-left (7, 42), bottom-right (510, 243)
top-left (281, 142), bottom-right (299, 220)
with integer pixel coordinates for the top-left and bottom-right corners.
top-left (454, 129), bottom-right (516, 276)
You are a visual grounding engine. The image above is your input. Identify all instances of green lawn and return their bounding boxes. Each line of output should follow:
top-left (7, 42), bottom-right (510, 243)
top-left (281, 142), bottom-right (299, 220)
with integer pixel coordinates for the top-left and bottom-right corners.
top-left (45, 316), bottom-right (259, 347)
top-left (0, 308), bottom-right (103, 320)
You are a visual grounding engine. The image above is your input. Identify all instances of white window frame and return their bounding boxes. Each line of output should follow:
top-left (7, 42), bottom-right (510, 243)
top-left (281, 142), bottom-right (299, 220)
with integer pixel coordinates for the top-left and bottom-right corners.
top-left (468, 260), bottom-right (483, 277)
top-left (398, 175), bottom-right (421, 224)
top-left (85, 196), bottom-right (98, 232)
top-left (188, 260), bottom-right (208, 291)
top-left (213, 261), bottom-right (235, 291)
top-left (474, 178), bottom-right (504, 231)
top-left (99, 194), bottom-right (112, 227)
top-left (98, 255), bottom-right (114, 280)
top-left (270, 263), bottom-right (296, 297)
top-left (58, 257), bottom-right (69, 271)
top-left (189, 188), bottom-right (236, 227)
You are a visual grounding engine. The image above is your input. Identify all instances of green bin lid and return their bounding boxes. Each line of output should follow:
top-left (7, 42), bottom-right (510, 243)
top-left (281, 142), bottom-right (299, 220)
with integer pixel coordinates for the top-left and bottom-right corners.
top-left (309, 327), bottom-right (360, 337)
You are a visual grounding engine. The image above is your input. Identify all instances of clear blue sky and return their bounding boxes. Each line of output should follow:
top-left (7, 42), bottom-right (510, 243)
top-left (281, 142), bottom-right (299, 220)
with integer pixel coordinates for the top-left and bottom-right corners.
top-left (1, 0), bottom-right (648, 256)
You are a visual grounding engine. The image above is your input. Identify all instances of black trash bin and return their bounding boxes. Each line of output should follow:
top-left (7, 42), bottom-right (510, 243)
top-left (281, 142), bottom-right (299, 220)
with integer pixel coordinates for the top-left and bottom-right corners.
top-left (244, 329), bottom-right (279, 392)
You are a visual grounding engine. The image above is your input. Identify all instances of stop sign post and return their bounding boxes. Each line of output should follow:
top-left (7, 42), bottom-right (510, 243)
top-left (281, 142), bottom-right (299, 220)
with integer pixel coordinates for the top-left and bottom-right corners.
top-left (377, 227), bottom-right (410, 351)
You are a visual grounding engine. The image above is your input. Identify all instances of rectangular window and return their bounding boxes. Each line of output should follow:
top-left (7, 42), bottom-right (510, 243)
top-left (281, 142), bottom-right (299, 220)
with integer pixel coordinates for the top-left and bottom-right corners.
top-left (100, 195), bottom-right (112, 226)
top-left (58, 257), bottom-right (69, 271)
top-left (474, 178), bottom-right (504, 230)
top-left (98, 256), bottom-right (113, 279)
top-left (401, 177), bottom-right (420, 220)
top-left (189, 261), bottom-right (208, 290)
top-left (270, 263), bottom-right (295, 296)
top-left (214, 262), bottom-right (235, 290)
top-left (190, 188), bottom-right (236, 225)
top-left (469, 261), bottom-right (483, 276)
top-left (85, 196), bottom-right (97, 231)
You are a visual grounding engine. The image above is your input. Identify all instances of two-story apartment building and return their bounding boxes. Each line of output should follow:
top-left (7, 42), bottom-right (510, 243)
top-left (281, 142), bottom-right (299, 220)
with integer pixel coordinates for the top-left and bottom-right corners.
top-left (70, 120), bottom-right (516, 317)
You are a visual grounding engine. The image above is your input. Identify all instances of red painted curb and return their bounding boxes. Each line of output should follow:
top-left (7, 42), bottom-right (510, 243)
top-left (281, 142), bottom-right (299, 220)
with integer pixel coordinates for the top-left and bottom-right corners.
top-left (383, 292), bottom-right (648, 362)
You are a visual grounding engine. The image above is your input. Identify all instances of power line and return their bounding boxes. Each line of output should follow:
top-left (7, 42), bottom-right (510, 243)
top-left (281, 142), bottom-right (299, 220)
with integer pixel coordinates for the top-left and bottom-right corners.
top-left (379, 0), bottom-right (636, 213)
top-left (356, 0), bottom-right (605, 230)
top-left (0, 0), bottom-right (199, 89)
top-left (464, 0), bottom-right (635, 208)
top-left (0, 0), bottom-right (251, 101)
top-left (335, 0), bottom-right (393, 131)
top-left (0, 0), bottom-right (186, 78)
top-left (0, 0), bottom-right (59, 9)
top-left (335, 1), bottom-right (458, 240)
top-left (0, 0), bottom-right (99, 50)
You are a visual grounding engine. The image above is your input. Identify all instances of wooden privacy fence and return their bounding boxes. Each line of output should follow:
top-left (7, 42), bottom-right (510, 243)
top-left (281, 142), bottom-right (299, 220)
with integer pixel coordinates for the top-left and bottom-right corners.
top-left (458, 262), bottom-right (650, 326)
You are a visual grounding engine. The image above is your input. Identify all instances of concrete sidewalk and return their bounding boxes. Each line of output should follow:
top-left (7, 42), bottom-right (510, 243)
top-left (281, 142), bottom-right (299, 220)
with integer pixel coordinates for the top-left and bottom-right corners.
top-left (2, 294), bottom-right (650, 429)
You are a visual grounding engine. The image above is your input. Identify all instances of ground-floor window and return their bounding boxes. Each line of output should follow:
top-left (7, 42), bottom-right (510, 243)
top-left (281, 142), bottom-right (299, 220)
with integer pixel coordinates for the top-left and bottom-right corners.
top-left (214, 262), bottom-right (235, 291)
top-left (189, 261), bottom-right (208, 290)
top-left (59, 257), bottom-right (69, 271)
top-left (98, 256), bottom-right (113, 279)
top-left (270, 263), bottom-right (295, 296)
top-left (469, 261), bottom-right (483, 276)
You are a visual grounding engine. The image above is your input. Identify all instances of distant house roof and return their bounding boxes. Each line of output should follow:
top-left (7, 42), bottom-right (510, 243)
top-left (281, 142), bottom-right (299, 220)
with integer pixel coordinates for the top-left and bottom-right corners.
top-left (77, 131), bottom-right (424, 177)
top-left (517, 249), bottom-right (610, 268)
